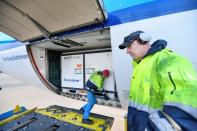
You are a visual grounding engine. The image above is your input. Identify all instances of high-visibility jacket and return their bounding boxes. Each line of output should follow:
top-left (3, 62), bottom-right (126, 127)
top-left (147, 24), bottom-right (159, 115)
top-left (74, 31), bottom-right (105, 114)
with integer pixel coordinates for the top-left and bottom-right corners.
top-left (85, 71), bottom-right (105, 93)
top-left (130, 48), bottom-right (197, 116)
top-left (89, 71), bottom-right (104, 91)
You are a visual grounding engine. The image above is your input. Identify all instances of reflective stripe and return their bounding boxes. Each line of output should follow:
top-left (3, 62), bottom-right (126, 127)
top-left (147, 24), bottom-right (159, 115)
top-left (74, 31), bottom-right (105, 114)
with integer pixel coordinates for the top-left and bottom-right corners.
top-left (85, 86), bottom-right (95, 93)
top-left (85, 86), bottom-right (90, 90)
top-left (161, 111), bottom-right (181, 131)
top-left (128, 101), bottom-right (175, 131)
top-left (128, 101), bottom-right (159, 114)
top-left (164, 102), bottom-right (197, 119)
top-left (149, 112), bottom-right (174, 131)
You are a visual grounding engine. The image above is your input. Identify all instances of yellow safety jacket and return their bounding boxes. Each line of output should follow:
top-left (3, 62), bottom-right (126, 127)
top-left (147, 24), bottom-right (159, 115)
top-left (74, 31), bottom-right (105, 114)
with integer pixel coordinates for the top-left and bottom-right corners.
top-left (89, 71), bottom-right (104, 91)
top-left (130, 49), bottom-right (197, 113)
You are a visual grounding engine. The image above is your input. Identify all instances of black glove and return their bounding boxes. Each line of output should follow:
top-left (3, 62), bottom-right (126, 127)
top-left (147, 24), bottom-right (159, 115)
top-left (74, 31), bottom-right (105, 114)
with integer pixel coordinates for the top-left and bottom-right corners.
top-left (104, 95), bottom-right (110, 101)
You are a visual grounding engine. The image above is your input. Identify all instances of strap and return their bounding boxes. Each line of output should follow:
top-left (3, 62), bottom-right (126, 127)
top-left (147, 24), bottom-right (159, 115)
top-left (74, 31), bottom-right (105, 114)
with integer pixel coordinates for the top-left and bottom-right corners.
top-left (161, 111), bottom-right (182, 131)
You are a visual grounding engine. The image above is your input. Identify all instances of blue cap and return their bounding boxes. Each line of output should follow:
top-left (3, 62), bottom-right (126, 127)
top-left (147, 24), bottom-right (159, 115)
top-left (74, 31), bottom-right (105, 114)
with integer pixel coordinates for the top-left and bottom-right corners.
top-left (119, 31), bottom-right (144, 49)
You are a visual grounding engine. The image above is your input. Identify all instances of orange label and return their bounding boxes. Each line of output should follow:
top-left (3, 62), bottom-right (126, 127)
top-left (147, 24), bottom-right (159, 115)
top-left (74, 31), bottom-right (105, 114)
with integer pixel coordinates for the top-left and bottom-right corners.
top-left (76, 64), bottom-right (82, 68)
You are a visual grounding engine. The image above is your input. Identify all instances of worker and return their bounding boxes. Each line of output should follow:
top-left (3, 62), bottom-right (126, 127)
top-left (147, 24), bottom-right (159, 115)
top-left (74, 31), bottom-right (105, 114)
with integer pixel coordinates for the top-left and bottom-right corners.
top-left (119, 30), bottom-right (197, 131)
top-left (80, 69), bottom-right (110, 124)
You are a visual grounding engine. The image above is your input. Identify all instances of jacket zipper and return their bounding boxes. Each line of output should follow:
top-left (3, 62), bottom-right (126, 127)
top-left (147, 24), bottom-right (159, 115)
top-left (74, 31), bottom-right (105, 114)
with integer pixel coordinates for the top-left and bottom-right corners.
top-left (168, 72), bottom-right (176, 95)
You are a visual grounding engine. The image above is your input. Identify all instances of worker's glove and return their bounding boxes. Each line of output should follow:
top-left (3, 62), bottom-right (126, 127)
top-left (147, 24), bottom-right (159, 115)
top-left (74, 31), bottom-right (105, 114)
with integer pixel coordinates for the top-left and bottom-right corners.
top-left (104, 95), bottom-right (110, 101)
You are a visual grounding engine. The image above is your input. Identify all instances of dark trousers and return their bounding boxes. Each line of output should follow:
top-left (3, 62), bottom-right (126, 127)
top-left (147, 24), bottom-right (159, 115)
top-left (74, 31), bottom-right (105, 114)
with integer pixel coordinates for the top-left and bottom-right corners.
top-left (127, 106), bottom-right (150, 131)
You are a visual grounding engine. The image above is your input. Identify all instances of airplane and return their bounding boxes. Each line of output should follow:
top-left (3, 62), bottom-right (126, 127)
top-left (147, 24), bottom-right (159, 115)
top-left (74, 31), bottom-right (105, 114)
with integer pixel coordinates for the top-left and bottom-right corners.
top-left (0, 0), bottom-right (197, 115)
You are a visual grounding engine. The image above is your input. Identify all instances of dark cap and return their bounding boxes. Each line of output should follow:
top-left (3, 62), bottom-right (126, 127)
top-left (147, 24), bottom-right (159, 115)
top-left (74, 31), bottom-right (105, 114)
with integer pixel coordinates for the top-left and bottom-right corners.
top-left (119, 31), bottom-right (144, 49)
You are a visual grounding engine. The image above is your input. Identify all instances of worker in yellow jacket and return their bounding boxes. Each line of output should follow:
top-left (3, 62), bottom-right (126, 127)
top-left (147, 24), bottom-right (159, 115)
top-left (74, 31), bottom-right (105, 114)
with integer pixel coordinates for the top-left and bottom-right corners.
top-left (80, 69), bottom-right (110, 124)
top-left (119, 30), bottom-right (197, 131)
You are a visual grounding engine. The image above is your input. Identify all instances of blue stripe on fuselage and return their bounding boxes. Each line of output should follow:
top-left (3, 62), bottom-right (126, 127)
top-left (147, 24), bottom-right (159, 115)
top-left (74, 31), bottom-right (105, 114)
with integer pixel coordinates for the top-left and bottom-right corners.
top-left (107, 0), bottom-right (197, 25)
top-left (0, 41), bottom-right (25, 51)
top-left (0, 40), bottom-right (16, 44)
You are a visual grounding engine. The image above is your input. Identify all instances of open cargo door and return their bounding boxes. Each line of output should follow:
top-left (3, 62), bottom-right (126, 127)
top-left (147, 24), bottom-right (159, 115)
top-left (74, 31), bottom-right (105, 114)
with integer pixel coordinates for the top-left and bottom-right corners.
top-left (0, 0), bottom-right (107, 42)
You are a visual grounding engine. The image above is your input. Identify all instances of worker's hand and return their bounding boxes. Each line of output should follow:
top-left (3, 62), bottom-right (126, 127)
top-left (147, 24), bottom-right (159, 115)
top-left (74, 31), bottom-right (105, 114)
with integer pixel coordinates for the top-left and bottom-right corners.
top-left (104, 95), bottom-right (110, 101)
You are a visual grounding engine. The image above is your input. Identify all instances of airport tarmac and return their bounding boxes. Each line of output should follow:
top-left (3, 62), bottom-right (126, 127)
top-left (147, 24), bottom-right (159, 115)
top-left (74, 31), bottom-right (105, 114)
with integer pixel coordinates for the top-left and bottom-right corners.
top-left (0, 73), bottom-right (127, 131)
